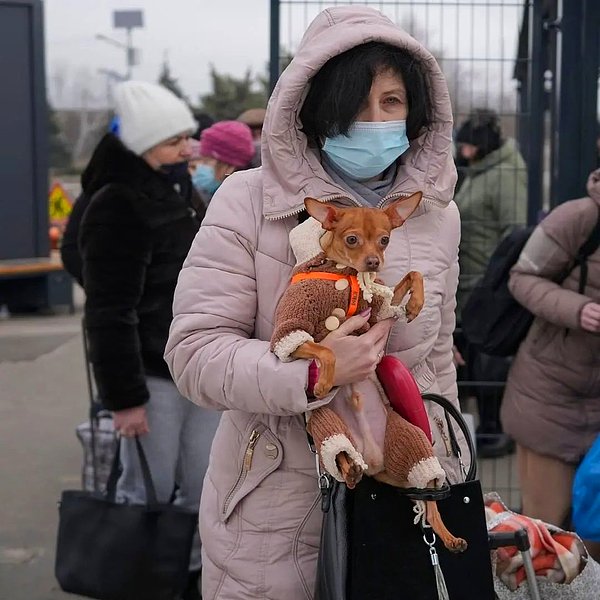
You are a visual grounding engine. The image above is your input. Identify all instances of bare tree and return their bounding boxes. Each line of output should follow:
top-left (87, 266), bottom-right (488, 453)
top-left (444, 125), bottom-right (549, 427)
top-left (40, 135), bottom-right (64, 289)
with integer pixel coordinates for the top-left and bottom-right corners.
top-left (51, 65), bottom-right (111, 167)
top-left (51, 61), bottom-right (69, 107)
top-left (72, 87), bottom-right (109, 163)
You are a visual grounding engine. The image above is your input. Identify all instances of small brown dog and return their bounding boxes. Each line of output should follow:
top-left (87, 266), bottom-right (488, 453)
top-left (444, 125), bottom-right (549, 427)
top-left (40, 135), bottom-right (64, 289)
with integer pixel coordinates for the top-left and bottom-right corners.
top-left (271, 193), bottom-right (467, 553)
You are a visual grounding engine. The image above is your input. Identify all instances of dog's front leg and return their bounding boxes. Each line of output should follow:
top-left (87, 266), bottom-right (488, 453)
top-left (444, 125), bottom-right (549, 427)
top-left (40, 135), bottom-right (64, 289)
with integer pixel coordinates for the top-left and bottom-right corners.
top-left (292, 341), bottom-right (335, 398)
top-left (392, 271), bottom-right (424, 322)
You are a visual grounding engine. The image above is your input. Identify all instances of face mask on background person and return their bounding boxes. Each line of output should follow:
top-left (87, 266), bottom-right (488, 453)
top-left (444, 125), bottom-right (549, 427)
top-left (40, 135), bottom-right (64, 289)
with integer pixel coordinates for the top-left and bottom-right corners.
top-left (160, 161), bottom-right (190, 183)
top-left (192, 164), bottom-right (221, 196)
top-left (322, 120), bottom-right (410, 180)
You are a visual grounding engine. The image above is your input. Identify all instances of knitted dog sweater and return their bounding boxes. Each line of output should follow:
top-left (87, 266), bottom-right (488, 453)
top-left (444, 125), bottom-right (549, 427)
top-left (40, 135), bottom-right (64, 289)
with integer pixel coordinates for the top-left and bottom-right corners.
top-left (270, 252), bottom-right (385, 360)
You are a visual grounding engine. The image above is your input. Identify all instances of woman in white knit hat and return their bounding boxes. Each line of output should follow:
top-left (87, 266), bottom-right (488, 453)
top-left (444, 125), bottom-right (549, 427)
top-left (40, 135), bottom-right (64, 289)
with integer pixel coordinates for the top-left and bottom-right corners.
top-left (78, 80), bottom-right (221, 599)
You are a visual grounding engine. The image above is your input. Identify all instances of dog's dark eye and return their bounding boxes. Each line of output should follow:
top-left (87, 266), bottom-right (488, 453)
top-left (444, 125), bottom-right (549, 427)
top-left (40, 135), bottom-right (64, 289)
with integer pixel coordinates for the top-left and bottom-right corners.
top-left (380, 236), bottom-right (390, 246)
top-left (346, 235), bottom-right (358, 246)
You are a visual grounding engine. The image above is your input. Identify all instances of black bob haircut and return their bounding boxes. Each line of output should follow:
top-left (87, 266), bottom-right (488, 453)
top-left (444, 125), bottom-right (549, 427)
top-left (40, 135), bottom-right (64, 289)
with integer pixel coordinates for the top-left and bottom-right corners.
top-left (300, 42), bottom-right (433, 142)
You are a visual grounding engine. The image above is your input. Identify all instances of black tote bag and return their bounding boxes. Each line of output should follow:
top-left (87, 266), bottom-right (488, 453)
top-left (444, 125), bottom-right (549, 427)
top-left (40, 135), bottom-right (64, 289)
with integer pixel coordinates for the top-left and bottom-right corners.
top-left (55, 436), bottom-right (197, 600)
top-left (315, 393), bottom-right (495, 600)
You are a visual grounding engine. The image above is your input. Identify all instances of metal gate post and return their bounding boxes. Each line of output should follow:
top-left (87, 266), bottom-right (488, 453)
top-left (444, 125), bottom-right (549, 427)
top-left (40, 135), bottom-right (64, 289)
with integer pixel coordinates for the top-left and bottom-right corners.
top-left (269, 0), bottom-right (281, 93)
top-left (526, 0), bottom-right (546, 225)
top-left (32, 0), bottom-right (49, 256)
top-left (551, 0), bottom-right (600, 206)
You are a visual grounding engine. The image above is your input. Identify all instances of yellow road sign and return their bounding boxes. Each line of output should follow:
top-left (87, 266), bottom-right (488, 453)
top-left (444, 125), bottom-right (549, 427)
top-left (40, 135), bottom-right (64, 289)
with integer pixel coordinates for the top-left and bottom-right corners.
top-left (49, 183), bottom-right (73, 221)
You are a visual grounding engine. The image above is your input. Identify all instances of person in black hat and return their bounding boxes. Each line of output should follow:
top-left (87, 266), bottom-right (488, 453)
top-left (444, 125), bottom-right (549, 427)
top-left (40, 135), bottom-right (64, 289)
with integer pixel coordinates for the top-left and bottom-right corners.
top-left (453, 108), bottom-right (528, 458)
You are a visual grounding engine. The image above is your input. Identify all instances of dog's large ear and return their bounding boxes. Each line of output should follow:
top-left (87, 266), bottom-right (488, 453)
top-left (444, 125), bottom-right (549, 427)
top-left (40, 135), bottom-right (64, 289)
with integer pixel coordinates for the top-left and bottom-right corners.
top-left (384, 192), bottom-right (423, 228)
top-left (304, 197), bottom-right (339, 230)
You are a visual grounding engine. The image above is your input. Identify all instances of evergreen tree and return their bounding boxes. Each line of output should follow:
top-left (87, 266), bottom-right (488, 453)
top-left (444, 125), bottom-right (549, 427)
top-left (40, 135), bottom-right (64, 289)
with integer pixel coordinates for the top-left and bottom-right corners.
top-left (199, 66), bottom-right (266, 121)
top-left (158, 55), bottom-right (188, 102)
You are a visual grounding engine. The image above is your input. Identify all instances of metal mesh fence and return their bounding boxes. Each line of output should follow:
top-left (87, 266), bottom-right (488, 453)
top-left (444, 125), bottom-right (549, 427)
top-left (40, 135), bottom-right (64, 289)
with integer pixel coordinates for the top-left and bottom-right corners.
top-left (272, 0), bottom-right (531, 504)
top-left (278, 1), bottom-right (526, 122)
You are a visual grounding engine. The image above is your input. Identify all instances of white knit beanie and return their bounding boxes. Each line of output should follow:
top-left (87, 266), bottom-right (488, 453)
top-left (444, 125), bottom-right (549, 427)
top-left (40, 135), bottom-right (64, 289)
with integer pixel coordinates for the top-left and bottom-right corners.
top-left (114, 81), bottom-right (197, 155)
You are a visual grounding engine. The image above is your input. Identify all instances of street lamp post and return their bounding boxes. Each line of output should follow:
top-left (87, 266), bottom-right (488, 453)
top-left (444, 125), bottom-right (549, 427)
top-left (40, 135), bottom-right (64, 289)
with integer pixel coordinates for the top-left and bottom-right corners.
top-left (98, 68), bottom-right (127, 105)
top-left (95, 34), bottom-right (130, 80)
top-left (96, 10), bottom-right (144, 81)
top-left (113, 10), bottom-right (144, 80)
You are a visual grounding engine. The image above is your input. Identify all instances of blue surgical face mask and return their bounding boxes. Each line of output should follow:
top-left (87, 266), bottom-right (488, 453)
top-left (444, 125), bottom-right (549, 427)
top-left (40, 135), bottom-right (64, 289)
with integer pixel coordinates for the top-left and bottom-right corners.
top-left (322, 120), bottom-right (410, 181)
top-left (192, 164), bottom-right (221, 196)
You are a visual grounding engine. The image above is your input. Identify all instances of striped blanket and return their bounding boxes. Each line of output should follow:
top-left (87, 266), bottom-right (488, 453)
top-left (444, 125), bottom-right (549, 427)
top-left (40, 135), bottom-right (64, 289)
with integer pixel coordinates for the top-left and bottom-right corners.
top-left (484, 493), bottom-right (587, 591)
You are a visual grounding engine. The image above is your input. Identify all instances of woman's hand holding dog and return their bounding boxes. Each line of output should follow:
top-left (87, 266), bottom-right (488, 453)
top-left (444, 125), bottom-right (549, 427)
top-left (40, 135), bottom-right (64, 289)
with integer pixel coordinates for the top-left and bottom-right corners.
top-left (320, 308), bottom-right (394, 387)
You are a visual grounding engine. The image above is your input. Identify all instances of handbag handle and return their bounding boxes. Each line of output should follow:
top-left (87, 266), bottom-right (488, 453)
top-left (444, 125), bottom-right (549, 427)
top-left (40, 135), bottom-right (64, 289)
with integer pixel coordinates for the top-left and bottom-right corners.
top-left (105, 436), bottom-right (159, 506)
top-left (82, 317), bottom-right (100, 491)
top-left (421, 393), bottom-right (477, 482)
top-left (395, 393), bottom-right (477, 501)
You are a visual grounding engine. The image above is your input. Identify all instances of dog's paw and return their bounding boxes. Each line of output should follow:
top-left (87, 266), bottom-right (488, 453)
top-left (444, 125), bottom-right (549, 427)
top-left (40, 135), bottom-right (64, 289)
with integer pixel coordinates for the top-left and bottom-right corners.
top-left (336, 452), bottom-right (364, 489)
top-left (314, 381), bottom-right (332, 398)
top-left (344, 462), bottom-right (364, 489)
top-left (446, 537), bottom-right (468, 553)
top-left (405, 298), bottom-right (424, 322)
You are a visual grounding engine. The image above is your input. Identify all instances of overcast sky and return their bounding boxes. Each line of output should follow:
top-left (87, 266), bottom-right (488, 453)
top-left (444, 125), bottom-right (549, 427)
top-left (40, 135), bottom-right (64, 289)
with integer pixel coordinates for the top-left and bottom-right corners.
top-left (45, 0), bottom-right (271, 108)
top-left (45, 0), bottom-right (525, 110)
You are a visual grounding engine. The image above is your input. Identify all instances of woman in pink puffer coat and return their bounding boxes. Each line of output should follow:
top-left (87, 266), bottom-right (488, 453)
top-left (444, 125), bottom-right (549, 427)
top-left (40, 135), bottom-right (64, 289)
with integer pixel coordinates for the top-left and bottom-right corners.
top-left (165, 6), bottom-right (466, 599)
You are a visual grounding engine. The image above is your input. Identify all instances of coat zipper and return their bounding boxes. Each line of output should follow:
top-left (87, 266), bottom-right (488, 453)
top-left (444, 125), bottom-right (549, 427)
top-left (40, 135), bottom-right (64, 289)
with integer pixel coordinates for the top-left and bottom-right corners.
top-left (267, 190), bottom-right (444, 221)
top-left (222, 429), bottom-right (261, 516)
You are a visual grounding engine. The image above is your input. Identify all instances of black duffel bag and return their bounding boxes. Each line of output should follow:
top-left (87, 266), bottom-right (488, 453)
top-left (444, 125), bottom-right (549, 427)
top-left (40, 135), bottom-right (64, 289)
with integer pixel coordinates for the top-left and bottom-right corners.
top-left (55, 436), bottom-right (197, 600)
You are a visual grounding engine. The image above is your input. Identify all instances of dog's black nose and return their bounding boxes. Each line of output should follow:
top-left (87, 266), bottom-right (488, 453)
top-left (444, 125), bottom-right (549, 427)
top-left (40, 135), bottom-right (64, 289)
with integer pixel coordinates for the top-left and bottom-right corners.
top-left (366, 257), bottom-right (380, 270)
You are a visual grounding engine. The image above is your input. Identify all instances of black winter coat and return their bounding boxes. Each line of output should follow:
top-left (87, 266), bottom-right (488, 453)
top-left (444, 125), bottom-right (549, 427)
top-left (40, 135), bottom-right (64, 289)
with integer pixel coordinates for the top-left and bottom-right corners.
top-left (79, 134), bottom-right (203, 411)
top-left (61, 191), bottom-right (88, 286)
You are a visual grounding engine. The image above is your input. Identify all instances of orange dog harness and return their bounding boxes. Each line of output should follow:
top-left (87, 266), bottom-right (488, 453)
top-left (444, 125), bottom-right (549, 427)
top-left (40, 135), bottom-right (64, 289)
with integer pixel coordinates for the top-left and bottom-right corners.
top-left (290, 272), bottom-right (361, 317)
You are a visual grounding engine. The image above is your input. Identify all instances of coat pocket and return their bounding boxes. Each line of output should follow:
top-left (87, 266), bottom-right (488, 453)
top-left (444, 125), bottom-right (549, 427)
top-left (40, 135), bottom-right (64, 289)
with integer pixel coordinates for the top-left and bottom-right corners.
top-left (293, 492), bottom-right (321, 600)
top-left (220, 422), bottom-right (283, 522)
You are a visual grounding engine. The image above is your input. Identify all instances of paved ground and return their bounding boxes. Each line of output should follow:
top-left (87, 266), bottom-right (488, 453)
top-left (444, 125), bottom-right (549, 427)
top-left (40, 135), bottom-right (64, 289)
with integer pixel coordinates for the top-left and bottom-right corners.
top-left (0, 288), bottom-right (87, 600)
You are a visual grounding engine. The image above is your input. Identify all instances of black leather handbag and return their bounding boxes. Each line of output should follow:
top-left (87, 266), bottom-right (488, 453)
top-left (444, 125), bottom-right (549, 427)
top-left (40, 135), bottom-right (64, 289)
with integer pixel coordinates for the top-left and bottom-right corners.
top-left (314, 393), bottom-right (495, 600)
top-left (55, 436), bottom-right (197, 600)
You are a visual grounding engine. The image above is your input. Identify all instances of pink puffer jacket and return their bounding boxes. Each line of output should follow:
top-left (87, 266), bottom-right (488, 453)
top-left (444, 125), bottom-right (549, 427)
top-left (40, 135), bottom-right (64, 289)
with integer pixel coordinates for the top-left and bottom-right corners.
top-left (165, 6), bottom-right (465, 599)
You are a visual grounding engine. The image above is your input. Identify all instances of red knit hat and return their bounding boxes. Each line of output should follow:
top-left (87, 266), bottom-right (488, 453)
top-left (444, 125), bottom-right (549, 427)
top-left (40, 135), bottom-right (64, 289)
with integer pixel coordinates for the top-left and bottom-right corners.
top-left (199, 121), bottom-right (255, 168)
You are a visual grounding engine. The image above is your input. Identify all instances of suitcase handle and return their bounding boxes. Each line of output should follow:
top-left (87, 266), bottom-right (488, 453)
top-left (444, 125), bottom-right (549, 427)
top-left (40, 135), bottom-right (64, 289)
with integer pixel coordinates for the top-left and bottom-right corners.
top-left (488, 528), bottom-right (530, 551)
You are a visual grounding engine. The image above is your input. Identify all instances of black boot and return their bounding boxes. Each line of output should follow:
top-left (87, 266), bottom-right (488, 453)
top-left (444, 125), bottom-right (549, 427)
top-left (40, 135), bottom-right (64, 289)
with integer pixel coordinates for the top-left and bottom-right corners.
top-left (181, 569), bottom-right (201, 600)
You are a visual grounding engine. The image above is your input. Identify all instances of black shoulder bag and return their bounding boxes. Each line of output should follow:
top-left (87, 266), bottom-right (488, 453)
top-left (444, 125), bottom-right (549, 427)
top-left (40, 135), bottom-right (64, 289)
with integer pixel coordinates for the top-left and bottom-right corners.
top-left (55, 436), bottom-right (197, 600)
top-left (314, 393), bottom-right (495, 600)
